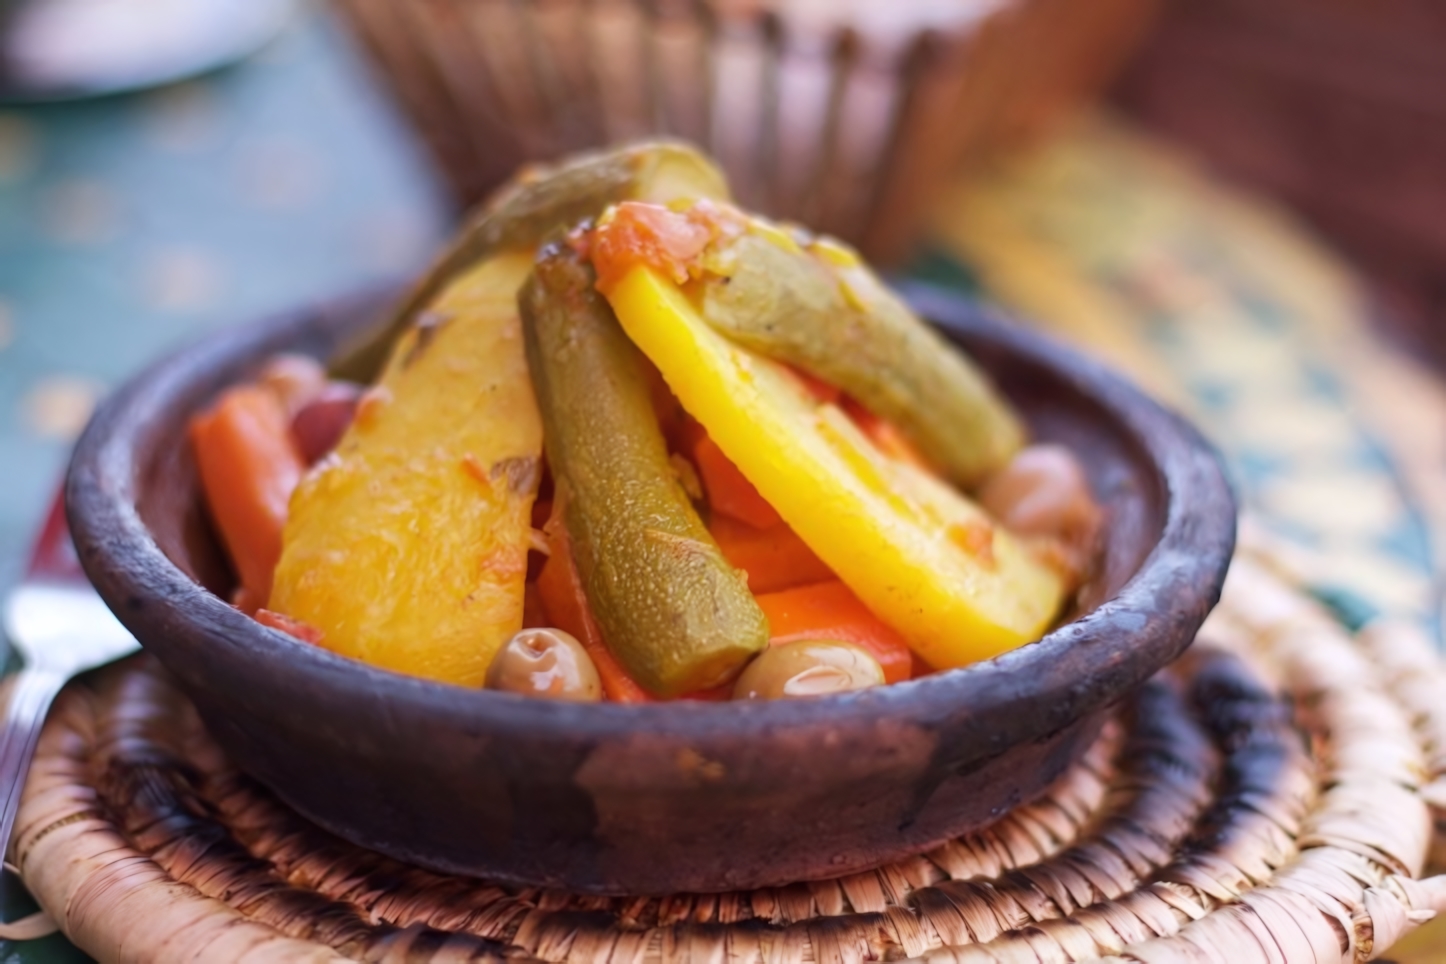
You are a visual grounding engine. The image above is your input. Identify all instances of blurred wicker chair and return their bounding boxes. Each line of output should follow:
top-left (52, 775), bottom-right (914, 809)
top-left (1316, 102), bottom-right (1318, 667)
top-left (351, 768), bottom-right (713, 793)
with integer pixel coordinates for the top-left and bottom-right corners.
top-left (332, 0), bottom-right (1158, 264)
top-left (1115, 0), bottom-right (1446, 368)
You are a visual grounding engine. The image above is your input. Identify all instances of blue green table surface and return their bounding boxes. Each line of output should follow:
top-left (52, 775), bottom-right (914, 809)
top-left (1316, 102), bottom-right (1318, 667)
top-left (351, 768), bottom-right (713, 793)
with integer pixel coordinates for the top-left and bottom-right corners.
top-left (0, 4), bottom-right (450, 959)
top-left (0, 2), bottom-right (452, 591)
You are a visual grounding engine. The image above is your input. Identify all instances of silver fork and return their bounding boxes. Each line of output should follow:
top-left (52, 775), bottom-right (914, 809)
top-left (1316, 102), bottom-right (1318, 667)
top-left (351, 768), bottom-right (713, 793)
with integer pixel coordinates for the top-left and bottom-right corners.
top-left (0, 494), bottom-right (139, 871)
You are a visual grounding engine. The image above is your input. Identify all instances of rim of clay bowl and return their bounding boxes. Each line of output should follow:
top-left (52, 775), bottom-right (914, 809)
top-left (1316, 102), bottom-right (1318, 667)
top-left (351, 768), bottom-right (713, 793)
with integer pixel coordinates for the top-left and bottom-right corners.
top-left (65, 282), bottom-right (1235, 747)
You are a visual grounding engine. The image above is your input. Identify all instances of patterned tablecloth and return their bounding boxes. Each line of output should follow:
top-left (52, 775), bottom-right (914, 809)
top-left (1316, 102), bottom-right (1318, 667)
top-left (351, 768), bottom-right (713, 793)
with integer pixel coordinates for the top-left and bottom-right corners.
top-left (922, 119), bottom-right (1446, 962)
top-left (928, 116), bottom-right (1446, 644)
top-left (4, 5), bottom-right (1446, 962)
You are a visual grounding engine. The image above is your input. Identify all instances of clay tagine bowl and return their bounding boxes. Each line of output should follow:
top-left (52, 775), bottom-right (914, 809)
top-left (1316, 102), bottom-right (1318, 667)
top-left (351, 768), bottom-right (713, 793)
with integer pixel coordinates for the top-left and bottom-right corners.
top-left (65, 282), bottom-right (1235, 895)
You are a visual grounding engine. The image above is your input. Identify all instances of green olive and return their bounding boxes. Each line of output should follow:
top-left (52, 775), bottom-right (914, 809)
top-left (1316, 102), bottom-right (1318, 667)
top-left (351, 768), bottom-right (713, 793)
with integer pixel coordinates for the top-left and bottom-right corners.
top-left (486, 628), bottom-right (603, 702)
top-left (732, 641), bottom-right (885, 700)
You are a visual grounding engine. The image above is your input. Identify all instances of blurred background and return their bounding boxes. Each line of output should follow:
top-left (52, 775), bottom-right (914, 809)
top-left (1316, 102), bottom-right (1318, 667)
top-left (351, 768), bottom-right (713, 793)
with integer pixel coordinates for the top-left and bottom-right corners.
top-left (9, 0), bottom-right (1446, 636)
top-left (5, 0), bottom-right (1446, 623)
top-left (1, 5), bottom-right (1445, 658)
top-left (1, 0), bottom-right (1445, 957)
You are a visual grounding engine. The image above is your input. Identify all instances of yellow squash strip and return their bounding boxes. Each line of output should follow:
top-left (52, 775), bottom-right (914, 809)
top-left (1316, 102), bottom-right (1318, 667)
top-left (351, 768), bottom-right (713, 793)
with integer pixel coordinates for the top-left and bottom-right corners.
top-left (605, 266), bottom-right (1065, 668)
top-left (270, 252), bottom-right (543, 685)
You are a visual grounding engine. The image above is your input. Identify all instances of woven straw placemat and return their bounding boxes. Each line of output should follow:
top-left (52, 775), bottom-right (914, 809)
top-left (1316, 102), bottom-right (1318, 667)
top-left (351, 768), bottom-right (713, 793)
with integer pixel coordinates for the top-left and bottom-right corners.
top-left (11, 527), bottom-right (1446, 963)
top-left (921, 114), bottom-right (1446, 960)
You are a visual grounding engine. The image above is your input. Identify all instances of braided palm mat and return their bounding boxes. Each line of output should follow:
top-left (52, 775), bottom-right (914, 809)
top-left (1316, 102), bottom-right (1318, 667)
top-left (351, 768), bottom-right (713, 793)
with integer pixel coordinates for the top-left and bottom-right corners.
top-left (11, 529), bottom-right (1446, 962)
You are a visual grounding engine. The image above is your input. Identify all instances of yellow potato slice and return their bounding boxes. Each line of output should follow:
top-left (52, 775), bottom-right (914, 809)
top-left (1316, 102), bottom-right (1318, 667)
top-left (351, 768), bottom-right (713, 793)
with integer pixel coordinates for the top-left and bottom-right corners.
top-left (270, 252), bottom-right (543, 685)
top-left (605, 266), bottom-right (1065, 668)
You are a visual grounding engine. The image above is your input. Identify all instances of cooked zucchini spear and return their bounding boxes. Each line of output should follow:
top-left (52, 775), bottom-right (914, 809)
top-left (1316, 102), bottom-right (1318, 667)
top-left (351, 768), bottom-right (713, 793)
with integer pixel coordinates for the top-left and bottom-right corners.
top-left (698, 227), bottom-right (1024, 487)
top-left (330, 141), bottom-right (729, 382)
top-left (520, 245), bottom-right (769, 697)
top-left (604, 262), bottom-right (1064, 670)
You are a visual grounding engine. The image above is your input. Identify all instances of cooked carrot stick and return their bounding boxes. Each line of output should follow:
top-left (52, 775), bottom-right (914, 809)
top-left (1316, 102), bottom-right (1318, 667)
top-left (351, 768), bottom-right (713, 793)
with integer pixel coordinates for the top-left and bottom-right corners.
top-left (788, 364), bottom-right (842, 405)
top-left (755, 581), bottom-right (914, 684)
top-left (842, 397), bottom-right (933, 472)
top-left (709, 514), bottom-right (834, 594)
top-left (255, 608), bottom-right (323, 645)
top-left (693, 435), bottom-right (781, 529)
top-left (536, 503), bottom-right (654, 703)
top-left (189, 385), bottom-right (305, 614)
top-left (521, 581), bottom-right (549, 629)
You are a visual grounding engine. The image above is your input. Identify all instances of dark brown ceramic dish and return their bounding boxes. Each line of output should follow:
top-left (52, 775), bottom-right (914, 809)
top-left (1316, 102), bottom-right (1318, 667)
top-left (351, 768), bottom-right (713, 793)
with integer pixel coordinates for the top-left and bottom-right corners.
top-left (64, 283), bottom-right (1235, 895)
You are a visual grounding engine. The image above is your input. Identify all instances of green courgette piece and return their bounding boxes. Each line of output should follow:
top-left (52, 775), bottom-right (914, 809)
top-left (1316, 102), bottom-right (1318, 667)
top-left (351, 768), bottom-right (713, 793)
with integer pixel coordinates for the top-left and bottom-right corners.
top-left (520, 245), bottom-right (769, 697)
top-left (329, 141), bottom-right (729, 382)
top-left (697, 230), bottom-right (1025, 487)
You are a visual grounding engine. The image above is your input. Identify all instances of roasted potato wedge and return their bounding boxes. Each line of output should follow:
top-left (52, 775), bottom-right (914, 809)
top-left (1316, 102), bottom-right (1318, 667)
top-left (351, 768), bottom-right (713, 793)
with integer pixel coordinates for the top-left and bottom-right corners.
top-left (270, 252), bottom-right (543, 685)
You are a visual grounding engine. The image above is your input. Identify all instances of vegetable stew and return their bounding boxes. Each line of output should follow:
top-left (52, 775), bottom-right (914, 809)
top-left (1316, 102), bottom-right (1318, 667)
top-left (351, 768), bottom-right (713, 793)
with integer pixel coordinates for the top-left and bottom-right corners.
top-left (189, 142), bottom-right (1102, 702)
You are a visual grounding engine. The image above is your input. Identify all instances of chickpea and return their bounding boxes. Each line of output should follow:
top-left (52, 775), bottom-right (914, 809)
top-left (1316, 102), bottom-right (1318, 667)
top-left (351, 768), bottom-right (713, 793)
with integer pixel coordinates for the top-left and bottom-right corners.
top-left (978, 444), bottom-right (1099, 543)
top-left (486, 628), bottom-right (603, 702)
top-left (258, 354), bottom-right (327, 416)
top-left (978, 444), bottom-right (1101, 587)
top-left (733, 640), bottom-right (885, 700)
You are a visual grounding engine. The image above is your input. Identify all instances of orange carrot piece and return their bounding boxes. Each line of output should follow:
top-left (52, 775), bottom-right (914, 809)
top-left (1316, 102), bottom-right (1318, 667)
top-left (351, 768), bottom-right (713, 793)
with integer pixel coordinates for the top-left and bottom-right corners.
top-left (787, 365), bottom-right (843, 406)
top-left (842, 397), bottom-right (933, 472)
top-left (536, 507), bottom-right (654, 704)
top-left (189, 385), bottom-right (305, 614)
top-left (709, 514), bottom-right (834, 594)
top-left (755, 581), bottom-right (914, 684)
top-left (693, 435), bottom-right (782, 529)
top-left (255, 608), bottom-right (323, 645)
